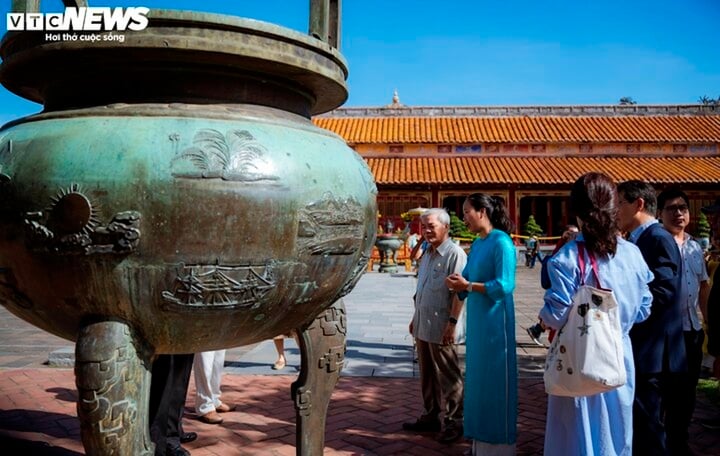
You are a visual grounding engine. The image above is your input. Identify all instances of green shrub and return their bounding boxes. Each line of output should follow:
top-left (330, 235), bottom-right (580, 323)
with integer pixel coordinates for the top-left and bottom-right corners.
top-left (523, 215), bottom-right (543, 237)
top-left (696, 212), bottom-right (711, 239)
top-left (449, 211), bottom-right (476, 239)
top-left (698, 378), bottom-right (719, 407)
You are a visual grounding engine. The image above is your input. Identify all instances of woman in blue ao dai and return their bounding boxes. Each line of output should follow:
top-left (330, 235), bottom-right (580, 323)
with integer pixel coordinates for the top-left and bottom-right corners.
top-left (446, 193), bottom-right (517, 456)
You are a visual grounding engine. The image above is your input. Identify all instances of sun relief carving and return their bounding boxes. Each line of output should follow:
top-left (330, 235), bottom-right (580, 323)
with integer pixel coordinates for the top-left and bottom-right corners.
top-left (23, 184), bottom-right (141, 255)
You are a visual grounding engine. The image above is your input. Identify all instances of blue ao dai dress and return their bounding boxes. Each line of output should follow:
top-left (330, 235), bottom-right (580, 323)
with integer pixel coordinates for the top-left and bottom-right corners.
top-left (539, 236), bottom-right (653, 456)
top-left (462, 229), bottom-right (518, 448)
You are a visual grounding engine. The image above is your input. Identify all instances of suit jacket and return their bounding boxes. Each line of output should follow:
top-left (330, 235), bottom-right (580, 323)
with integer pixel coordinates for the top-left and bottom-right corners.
top-left (629, 222), bottom-right (687, 374)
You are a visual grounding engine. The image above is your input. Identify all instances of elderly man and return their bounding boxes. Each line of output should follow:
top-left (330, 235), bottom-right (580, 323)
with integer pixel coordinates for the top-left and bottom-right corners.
top-left (616, 180), bottom-right (686, 455)
top-left (657, 187), bottom-right (709, 454)
top-left (403, 208), bottom-right (467, 444)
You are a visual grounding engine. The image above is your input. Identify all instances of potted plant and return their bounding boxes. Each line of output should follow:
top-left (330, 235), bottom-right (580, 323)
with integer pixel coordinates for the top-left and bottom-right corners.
top-left (696, 212), bottom-right (711, 251)
top-left (523, 215), bottom-right (544, 268)
top-left (523, 215), bottom-right (544, 238)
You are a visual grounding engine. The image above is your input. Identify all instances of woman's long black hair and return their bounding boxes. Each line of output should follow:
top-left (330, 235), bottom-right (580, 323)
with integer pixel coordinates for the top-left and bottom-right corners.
top-left (465, 193), bottom-right (515, 234)
top-left (570, 172), bottom-right (619, 257)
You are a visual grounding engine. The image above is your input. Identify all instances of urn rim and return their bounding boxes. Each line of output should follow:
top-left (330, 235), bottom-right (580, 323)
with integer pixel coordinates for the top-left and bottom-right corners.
top-left (0, 9), bottom-right (349, 116)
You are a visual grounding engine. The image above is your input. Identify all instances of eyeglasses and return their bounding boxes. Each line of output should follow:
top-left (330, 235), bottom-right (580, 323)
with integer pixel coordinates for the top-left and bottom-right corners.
top-left (662, 204), bottom-right (689, 213)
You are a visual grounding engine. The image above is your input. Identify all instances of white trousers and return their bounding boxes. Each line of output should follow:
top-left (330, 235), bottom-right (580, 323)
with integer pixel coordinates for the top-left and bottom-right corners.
top-left (193, 350), bottom-right (226, 415)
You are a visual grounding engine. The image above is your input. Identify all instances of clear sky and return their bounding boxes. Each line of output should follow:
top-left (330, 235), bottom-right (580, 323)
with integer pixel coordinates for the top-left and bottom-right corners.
top-left (1, 0), bottom-right (719, 125)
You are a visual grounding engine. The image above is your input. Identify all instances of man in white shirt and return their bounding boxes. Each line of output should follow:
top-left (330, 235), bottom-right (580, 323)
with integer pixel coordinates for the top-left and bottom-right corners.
top-left (403, 208), bottom-right (467, 444)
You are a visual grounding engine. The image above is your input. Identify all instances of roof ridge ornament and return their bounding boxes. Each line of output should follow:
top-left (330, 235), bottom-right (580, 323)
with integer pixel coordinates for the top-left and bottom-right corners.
top-left (387, 89), bottom-right (404, 109)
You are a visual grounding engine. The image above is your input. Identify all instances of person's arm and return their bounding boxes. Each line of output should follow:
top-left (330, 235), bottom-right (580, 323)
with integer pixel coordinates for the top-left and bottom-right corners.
top-left (442, 249), bottom-right (467, 344)
top-left (538, 251), bottom-right (578, 330)
top-left (700, 280), bottom-right (710, 322)
top-left (483, 234), bottom-right (516, 300)
top-left (540, 253), bottom-right (553, 289)
top-left (635, 250), bottom-right (654, 324)
top-left (697, 244), bottom-right (710, 322)
top-left (442, 294), bottom-right (465, 345)
top-left (447, 237), bottom-right (516, 300)
top-left (410, 239), bottom-right (425, 261)
top-left (447, 240), bottom-right (473, 300)
top-left (644, 233), bottom-right (682, 312)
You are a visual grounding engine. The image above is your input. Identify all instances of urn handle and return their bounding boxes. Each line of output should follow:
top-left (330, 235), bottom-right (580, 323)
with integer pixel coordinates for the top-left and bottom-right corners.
top-left (309, 0), bottom-right (341, 49)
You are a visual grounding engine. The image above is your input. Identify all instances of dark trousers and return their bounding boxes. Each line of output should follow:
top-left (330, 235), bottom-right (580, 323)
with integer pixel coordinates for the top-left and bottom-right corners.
top-left (525, 252), bottom-right (538, 268)
top-left (664, 329), bottom-right (705, 452)
top-left (416, 339), bottom-right (463, 427)
top-left (633, 373), bottom-right (668, 455)
top-left (149, 354), bottom-right (194, 456)
top-left (633, 366), bottom-right (689, 456)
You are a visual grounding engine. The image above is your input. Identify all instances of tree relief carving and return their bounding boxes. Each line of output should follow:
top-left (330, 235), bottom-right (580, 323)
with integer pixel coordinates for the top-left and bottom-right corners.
top-left (170, 129), bottom-right (280, 182)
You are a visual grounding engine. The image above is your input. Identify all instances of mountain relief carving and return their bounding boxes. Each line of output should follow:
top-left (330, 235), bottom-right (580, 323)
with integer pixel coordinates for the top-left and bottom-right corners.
top-left (297, 193), bottom-right (365, 256)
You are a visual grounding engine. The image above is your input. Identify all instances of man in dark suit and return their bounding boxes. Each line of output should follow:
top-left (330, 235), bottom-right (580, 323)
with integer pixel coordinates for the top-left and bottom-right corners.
top-left (617, 180), bottom-right (686, 455)
top-left (149, 354), bottom-right (195, 456)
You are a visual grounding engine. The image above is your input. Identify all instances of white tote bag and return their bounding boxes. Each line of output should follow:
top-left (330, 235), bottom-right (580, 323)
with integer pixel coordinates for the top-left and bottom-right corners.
top-left (544, 243), bottom-right (626, 397)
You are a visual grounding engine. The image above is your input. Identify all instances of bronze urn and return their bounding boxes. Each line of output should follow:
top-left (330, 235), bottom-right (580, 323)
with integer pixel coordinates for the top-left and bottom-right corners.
top-left (0, 1), bottom-right (377, 454)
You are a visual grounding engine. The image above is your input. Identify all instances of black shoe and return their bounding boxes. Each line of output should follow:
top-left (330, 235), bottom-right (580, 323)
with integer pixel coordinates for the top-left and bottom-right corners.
top-left (166, 445), bottom-right (191, 456)
top-left (402, 418), bottom-right (441, 433)
top-left (526, 324), bottom-right (544, 346)
top-left (180, 432), bottom-right (197, 443)
top-left (437, 423), bottom-right (463, 444)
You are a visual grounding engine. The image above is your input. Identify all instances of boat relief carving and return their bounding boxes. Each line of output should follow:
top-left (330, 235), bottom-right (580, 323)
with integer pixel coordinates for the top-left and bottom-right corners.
top-left (161, 261), bottom-right (277, 310)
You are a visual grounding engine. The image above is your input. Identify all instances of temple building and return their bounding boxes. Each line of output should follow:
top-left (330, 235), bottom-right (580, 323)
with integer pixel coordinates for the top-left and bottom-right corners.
top-left (314, 94), bottom-right (720, 237)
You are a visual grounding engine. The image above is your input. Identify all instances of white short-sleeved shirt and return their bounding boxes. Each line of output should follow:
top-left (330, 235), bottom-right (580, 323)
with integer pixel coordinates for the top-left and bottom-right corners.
top-left (679, 233), bottom-right (709, 331)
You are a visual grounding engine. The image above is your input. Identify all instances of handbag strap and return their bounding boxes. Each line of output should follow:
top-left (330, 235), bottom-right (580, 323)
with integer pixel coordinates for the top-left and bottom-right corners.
top-left (577, 242), bottom-right (603, 289)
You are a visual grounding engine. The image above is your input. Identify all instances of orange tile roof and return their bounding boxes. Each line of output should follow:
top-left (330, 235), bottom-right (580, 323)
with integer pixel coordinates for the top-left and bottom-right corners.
top-left (365, 156), bottom-right (720, 185)
top-left (314, 116), bottom-right (720, 144)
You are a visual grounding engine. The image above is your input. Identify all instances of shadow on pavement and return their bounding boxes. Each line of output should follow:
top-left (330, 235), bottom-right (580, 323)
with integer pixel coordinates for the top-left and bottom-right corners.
top-left (45, 387), bottom-right (77, 403)
top-left (0, 436), bottom-right (82, 455)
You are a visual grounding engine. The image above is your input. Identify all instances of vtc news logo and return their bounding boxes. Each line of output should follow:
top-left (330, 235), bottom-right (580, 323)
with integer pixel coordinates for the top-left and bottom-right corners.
top-left (6, 7), bottom-right (149, 32)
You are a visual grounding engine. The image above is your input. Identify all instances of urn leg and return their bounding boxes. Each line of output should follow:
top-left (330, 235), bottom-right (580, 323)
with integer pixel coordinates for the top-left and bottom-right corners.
top-left (75, 320), bottom-right (154, 456)
top-left (291, 299), bottom-right (347, 456)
